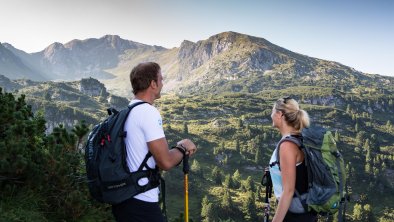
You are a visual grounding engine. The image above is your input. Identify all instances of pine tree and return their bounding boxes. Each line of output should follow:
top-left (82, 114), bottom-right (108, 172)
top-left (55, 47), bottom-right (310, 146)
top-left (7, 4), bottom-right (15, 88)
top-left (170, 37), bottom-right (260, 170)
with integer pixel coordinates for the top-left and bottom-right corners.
top-left (201, 195), bottom-right (210, 216)
top-left (0, 90), bottom-right (47, 188)
top-left (255, 146), bottom-right (264, 164)
top-left (238, 118), bottom-right (243, 128)
top-left (370, 134), bottom-right (379, 152)
top-left (243, 191), bottom-right (257, 221)
top-left (356, 131), bottom-right (366, 147)
top-left (365, 162), bottom-right (371, 174)
top-left (363, 139), bottom-right (371, 152)
top-left (335, 130), bottom-right (340, 142)
top-left (183, 122), bottom-right (189, 134)
top-left (263, 132), bottom-right (268, 141)
top-left (346, 104), bottom-right (351, 113)
top-left (232, 170), bottom-right (241, 189)
top-left (223, 174), bottom-right (233, 188)
top-left (221, 189), bottom-right (233, 210)
top-left (386, 120), bottom-right (392, 132)
top-left (191, 159), bottom-right (203, 177)
top-left (235, 139), bottom-right (240, 153)
top-left (166, 123), bottom-right (172, 130)
top-left (212, 166), bottom-right (222, 185)
top-left (201, 196), bottom-right (215, 222)
top-left (353, 203), bottom-right (363, 221)
top-left (72, 120), bottom-right (89, 151)
top-left (242, 176), bottom-right (254, 192)
top-left (0, 89), bottom-right (91, 220)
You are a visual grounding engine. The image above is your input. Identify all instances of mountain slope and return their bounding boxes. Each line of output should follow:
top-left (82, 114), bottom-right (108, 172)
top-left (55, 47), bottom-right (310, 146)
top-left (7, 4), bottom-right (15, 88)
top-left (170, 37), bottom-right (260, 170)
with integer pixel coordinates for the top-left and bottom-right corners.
top-left (0, 43), bottom-right (47, 81)
top-left (0, 75), bottom-right (129, 132)
top-left (164, 31), bottom-right (393, 94)
top-left (102, 31), bottom-right (393, 97)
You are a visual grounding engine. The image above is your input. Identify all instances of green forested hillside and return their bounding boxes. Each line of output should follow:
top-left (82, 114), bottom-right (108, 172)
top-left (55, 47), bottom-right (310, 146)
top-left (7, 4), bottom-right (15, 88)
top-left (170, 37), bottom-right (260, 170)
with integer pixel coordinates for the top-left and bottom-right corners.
top-left (1, 83), bottom-right (393, 221)
top-left (158, 88), bottom-right (394, 221)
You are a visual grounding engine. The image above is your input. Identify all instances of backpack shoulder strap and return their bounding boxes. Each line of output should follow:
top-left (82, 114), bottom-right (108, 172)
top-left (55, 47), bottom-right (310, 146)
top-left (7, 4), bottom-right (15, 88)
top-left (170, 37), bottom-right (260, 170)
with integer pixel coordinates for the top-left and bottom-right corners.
top-left (128, 101), bottom-right (148, 110)
top-left (273, 135), bottom-right (303, 170)
top-left (109, 101), bottom-right (148, 165)
top-left (124, 101), bottom-right (155, 172)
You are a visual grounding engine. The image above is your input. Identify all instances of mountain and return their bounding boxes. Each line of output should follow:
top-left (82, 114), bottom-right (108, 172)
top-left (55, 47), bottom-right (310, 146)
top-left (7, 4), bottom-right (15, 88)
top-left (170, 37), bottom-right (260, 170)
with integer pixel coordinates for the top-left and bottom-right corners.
top-left (35, 35), bottom-right (166, 80)
top-left (2, 35), bottom-right (165, 82)
top-left (0, 75), bottom-right (129, 132)
top-left (101, 31), bottom-right (394, 97)
top-left (2, 32), bottom-right (393, 98)
top-left (0, 43), bottom-right (47, 81)
top-left (173, 32), bottom-right (392, 93)
top-left (0, 74), bottom-right (22, 91)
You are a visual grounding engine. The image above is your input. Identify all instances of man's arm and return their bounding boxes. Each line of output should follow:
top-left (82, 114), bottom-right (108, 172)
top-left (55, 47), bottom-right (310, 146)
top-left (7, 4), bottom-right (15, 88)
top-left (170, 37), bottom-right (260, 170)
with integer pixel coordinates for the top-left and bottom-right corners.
top-left (148, 138), bottom-right (183, 170)
top-left (148, 138), bottom-right (197, 171)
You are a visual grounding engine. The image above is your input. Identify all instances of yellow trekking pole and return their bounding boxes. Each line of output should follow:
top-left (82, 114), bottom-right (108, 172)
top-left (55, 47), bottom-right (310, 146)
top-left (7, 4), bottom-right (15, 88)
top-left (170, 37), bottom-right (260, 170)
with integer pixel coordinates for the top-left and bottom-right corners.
top-left (183, 154), bottom-right (189, 222)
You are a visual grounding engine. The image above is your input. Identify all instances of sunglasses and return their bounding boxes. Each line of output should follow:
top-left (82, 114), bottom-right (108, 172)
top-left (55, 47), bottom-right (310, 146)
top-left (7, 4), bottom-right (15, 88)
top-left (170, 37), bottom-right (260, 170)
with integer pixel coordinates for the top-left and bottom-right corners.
top-left (283, 96), bottom-right (292, 104)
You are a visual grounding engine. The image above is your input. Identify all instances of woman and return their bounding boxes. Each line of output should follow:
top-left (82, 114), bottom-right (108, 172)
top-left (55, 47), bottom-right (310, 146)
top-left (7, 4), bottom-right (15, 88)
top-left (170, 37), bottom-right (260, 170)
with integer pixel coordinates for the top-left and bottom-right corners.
top-left (269, 97), bottom-right (316, 222)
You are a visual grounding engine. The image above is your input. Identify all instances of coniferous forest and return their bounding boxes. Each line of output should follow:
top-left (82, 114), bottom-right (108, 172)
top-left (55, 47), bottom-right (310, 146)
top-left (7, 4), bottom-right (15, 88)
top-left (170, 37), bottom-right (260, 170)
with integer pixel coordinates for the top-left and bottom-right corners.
top-left (0, 76), bottom-right (393, 222)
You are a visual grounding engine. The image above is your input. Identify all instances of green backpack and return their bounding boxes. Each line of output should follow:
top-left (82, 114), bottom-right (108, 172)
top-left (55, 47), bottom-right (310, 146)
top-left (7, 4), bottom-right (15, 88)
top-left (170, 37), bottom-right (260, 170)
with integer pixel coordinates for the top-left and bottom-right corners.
top-left (278, 126), bottom-right (347, 216)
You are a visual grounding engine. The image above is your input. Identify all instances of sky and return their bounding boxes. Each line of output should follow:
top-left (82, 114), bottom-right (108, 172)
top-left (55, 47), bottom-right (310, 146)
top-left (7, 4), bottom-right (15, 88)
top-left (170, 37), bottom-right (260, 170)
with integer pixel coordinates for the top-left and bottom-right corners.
top-left (0, 0), bottom-right (393, 77)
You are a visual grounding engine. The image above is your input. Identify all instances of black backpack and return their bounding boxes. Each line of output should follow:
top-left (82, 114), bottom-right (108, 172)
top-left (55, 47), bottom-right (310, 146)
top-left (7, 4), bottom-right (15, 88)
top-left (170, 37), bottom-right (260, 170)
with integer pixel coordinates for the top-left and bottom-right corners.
top-left (85, 101), bottom-right (162, 204)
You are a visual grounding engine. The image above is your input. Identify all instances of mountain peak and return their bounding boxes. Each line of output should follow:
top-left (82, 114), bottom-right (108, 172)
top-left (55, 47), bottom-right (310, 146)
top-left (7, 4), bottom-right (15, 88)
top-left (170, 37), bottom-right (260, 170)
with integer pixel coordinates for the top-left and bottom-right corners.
top-left (101, 34), bottom-right (121, 41)
top-left (42, 42), bottom-right (66, 58)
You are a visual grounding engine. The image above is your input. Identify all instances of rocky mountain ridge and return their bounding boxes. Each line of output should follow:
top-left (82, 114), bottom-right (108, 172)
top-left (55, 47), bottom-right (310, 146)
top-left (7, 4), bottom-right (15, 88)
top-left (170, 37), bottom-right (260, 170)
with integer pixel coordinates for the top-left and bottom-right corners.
top-left (1, 32), bottom-right (393, 98)
top-left (2, 35), bottom-right (164, 81)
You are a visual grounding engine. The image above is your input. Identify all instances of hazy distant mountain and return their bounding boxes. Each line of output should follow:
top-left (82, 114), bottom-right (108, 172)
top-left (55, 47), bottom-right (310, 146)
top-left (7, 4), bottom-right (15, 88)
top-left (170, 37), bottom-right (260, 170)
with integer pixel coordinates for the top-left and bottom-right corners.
top-left (2, 32), bottom-right (393, 97)
top-left (0, 43), bottom-right (47, 81)
top-left (35, 35), bottom-right (165, 80)
top-left (1, 35), bottom-right (165, 82)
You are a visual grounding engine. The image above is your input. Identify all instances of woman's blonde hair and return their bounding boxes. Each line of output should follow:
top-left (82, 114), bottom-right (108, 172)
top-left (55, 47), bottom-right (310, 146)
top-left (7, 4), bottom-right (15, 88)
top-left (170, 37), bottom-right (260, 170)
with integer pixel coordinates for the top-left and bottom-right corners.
top-left (273, 97), bottom-right (310, 132)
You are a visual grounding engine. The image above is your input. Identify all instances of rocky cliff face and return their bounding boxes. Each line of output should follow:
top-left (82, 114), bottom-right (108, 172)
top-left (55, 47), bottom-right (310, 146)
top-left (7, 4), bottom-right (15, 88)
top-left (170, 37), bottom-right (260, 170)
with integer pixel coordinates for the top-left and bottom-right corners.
top-left (78, 77), bottom-right (108, 97)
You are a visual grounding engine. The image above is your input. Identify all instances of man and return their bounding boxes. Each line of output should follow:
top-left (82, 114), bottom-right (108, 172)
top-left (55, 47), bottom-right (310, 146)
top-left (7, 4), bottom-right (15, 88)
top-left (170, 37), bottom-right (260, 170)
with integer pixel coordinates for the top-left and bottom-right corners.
top-left (112, 62), bottom-right (197, 222)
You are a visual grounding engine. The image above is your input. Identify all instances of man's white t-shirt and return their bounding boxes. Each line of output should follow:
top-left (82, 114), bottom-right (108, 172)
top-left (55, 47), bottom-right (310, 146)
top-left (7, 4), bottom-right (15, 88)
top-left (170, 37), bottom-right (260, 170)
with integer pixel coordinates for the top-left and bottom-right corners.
top-left (124, 99), bottom-right (165, 202)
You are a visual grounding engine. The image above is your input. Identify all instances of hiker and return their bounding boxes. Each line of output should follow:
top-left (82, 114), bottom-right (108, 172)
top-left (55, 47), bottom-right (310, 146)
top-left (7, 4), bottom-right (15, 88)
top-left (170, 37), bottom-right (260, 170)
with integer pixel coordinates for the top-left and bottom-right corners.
top-left (111, 62), bottom-right (197, 222)
top-left (268, 97), bottom-right (316, 222)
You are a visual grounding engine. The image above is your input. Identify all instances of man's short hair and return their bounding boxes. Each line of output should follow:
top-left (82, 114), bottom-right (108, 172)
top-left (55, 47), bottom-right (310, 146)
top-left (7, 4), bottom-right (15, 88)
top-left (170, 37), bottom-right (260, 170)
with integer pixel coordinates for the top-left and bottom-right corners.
top-left (130, 62), bottom-right (161, 95)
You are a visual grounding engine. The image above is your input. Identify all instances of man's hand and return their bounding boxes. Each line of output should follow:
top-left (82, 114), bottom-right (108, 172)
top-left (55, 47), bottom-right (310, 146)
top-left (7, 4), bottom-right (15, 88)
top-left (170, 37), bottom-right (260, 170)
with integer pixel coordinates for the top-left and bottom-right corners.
top-left (177, 139), bottom-right (197, 156)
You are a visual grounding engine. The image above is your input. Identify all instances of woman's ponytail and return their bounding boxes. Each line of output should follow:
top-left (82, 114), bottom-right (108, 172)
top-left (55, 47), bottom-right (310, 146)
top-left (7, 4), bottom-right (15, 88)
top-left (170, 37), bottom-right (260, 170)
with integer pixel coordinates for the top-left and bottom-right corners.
top-left (274, 98), bottom-right (310, 132)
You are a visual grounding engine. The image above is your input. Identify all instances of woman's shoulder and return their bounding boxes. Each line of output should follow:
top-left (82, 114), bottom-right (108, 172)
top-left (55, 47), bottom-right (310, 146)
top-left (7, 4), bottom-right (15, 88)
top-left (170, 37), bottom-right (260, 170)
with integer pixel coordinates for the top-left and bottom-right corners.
top-left (278, 140), bottom-right (300, 157)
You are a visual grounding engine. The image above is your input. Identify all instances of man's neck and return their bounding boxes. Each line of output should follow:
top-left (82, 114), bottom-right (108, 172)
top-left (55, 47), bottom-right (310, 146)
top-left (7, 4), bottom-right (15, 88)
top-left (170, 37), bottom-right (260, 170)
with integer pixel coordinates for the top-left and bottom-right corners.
top-left (134, 94), bottom-right (154, 105)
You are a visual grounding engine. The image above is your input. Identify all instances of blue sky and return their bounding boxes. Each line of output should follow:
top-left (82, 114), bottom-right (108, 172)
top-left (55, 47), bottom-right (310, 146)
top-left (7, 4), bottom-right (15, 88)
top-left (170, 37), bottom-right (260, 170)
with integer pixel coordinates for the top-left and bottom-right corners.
top-left (0, 0), bottom-right (393, 76)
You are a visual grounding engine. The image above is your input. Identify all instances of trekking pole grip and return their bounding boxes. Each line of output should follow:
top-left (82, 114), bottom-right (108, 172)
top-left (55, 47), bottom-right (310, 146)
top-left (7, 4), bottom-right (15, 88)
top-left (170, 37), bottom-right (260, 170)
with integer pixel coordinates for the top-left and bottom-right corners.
top-left (183, 154), bottom-right (189, 174)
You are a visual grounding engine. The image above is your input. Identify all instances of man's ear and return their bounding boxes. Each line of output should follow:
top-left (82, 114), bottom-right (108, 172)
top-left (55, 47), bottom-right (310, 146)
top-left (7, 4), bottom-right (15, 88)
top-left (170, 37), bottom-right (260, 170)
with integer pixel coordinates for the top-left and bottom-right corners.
top-left (150, 80), bottom-right (157, 89)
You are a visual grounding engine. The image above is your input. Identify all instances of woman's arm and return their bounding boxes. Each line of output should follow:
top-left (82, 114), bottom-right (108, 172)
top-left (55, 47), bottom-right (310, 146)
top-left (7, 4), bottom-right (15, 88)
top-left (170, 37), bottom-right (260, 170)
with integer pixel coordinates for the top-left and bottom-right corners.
top-left (272, 141), bottom-right (299, 222)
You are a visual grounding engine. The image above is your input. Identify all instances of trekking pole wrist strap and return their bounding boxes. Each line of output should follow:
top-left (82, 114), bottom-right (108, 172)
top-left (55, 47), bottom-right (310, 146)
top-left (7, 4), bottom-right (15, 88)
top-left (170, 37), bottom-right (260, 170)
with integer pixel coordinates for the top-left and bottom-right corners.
top-left (172, 145), bottom-right (187, 156)
top-left (172, 145), bottom-right (187, 166)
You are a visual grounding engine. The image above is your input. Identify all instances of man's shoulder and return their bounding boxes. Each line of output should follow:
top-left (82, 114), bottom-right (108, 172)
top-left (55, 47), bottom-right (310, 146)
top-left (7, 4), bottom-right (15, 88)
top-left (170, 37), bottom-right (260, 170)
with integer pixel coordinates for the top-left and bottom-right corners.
top-left (129, 101), bottom-right (160, 116)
